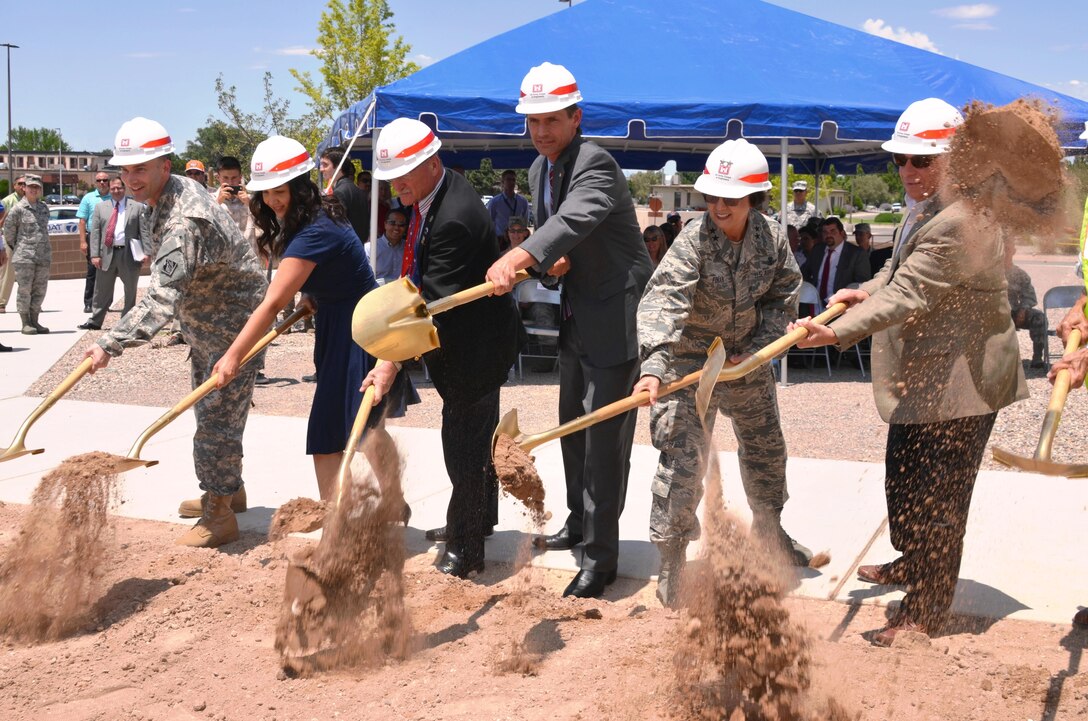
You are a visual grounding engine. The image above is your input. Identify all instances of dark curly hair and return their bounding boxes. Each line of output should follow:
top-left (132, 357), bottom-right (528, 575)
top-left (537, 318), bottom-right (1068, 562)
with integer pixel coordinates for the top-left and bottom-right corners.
top-left (250, 174), bottom-right (348, 259)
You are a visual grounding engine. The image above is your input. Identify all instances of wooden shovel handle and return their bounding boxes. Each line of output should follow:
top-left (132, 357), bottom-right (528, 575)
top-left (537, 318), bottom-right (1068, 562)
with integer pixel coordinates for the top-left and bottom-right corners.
top-left (425, 270), bottom-right (532, 316)
top-left (125, 308), bottom-right (312, 460)
top-left (522, 302), bottom-right (847, 451)
top-left (336, 386), bottom-right (376, 506)
top-left (1034, 329), bottom-right (1082, 462)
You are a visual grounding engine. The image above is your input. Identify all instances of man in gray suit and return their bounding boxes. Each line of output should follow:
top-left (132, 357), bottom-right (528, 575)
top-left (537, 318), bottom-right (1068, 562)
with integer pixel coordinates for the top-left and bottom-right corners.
top-left (79, 178), bottom-right (146, 330)
top-left (487, 62), bottom-right (653, 599)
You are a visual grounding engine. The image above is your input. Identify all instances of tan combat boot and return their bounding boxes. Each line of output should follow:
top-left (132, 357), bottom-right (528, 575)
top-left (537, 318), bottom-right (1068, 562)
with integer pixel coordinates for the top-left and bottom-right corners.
top-left (175, 493), bottom-right (240, 548)
top-left (20, 312), bottom-right (37, 335)
top-left (654, 540), bottom-right (689, 609)
top-left (29, 311), bottom-right (49, 334)
top-left (177, 486), bottom-right (247, 518)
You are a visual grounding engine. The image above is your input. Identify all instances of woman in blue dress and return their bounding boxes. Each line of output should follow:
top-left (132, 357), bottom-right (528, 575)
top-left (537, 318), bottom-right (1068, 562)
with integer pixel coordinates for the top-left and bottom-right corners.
top-left (215, 135), bottom-right (414, 502)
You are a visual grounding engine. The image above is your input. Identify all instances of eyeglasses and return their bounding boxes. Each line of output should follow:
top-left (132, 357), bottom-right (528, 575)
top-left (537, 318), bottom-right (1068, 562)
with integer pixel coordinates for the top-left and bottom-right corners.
top-left (704, 194), bottom-right (743, 207)
top-left (892, 153), bottom-right (936, 169)
top-left (95, 178), bottom-right (109, 183)
top-left (509, 228), bottom-right (528, 234)
top-left (385, 221), bottom-right (407, 227)
top-left (15, 182), bottom-right (25, 186)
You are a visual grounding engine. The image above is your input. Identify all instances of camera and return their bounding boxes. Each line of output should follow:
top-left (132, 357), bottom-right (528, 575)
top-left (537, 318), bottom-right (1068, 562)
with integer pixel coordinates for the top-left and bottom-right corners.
top-left (228, 185), bottom-right (242, 194)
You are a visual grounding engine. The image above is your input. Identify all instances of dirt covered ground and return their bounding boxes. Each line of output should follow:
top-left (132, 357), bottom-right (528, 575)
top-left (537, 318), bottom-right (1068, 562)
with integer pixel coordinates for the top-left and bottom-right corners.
top-left (0, 502), bottom-right (1086, 721)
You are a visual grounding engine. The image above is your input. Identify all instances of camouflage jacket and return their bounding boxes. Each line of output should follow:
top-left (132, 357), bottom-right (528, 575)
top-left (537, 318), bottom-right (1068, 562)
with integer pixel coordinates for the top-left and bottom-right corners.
top-left (1005, 264), bottom-right (1037, 312)
top-left (99, 175), bottom-right (267, 357)
top-left (785, 201), bottom-right (815, 229)
top-left (3, 198), bottom-right (51, 265)
top-left (638, 210), bottom-right (801, 380)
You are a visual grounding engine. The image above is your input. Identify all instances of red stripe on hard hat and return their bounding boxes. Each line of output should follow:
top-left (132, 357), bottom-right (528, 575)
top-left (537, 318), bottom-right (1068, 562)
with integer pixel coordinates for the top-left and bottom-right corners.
top-left (141, 136), bottom-right (172, 149)
top-left (739, 172), bottom-right (769, 184)
top-left (396, 132), bottom-right (436, 159)
top-left (702, 167), bottom-right (710, 174)
top-left (550, 83), bottom-right (578, 96)
top-left (914, 127), bottom-right (956, 140)
top-left (268, 151), bottom-right (310, 173)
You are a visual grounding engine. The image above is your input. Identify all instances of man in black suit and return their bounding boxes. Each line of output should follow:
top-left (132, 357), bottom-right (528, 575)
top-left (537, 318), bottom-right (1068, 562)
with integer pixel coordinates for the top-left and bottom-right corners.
top-left (320, 148), bottom-right (369, 244)
top-left (364, 118), bottom-right (522, 579)
top-left (802, 216), bottom-right (872, 303)
top-left (486, 62), bottom-right (653, 599)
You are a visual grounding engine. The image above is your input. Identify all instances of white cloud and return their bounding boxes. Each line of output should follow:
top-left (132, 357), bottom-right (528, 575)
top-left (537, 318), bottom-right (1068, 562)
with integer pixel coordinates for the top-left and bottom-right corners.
top-left (273, 46), bottom-right (315, 56)
top-left (934, 4), bottom-right (999, 20)
top-left (1071, 80), bottom-right (1083, 86)
top-left (862, 19), bottom-right (941, 53)
top-left (411, 54), bottom-right (435, 68)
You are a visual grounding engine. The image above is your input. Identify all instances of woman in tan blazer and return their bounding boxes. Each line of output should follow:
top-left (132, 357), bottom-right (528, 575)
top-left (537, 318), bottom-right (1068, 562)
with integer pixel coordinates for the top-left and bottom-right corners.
top-left (792, 98), bottom-right (1027, 647)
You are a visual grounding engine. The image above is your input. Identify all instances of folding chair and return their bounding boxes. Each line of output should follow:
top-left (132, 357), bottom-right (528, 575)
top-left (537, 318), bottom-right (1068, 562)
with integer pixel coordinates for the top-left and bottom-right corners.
top-left (514, 279), bottom-right (562, 378)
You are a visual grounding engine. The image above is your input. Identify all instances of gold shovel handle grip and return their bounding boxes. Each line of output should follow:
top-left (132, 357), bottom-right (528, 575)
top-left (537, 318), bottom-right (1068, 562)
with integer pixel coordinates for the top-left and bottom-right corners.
top-left (521, 302), bottom-right (847, 451)
top-left (125, 307), bottom-right (313, 461)
top-left (425, 270), bottom-right (531, 316)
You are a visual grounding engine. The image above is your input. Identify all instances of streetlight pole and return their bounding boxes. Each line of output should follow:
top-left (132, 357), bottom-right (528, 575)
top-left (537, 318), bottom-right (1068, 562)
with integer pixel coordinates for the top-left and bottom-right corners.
top-left (1, 43), bottom-right (17, 194)
top-left (55, 127), bottom-right (62, 199)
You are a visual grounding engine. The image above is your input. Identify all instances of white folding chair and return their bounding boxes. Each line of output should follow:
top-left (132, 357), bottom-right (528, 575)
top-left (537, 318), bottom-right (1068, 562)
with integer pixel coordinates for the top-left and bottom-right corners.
top-left (788, 282), bottom-right (832, 377)
top-left (514, 279), bottom-right (562, 378)
top-left (1042, 284), bottom-right (1086, 366)
top-left (833, 282), bottom-right (867, 378)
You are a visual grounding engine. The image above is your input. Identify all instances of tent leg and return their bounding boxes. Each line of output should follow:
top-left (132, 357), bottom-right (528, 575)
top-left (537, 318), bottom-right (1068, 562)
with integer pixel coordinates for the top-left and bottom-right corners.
top-left (369, 127), bottom-right (380, 275)
top-left (779, 139), bottom-right (789, 388)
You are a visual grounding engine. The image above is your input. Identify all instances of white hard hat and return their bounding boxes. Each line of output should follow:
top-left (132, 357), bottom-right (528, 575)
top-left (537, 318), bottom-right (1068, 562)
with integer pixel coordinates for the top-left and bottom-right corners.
top-left (881, 98), bottom-right (964, 155)
top-left (693, 139), bottom-right (772, 199)
top-left (246, 135), bottom-right (315, 192)
top-left (372, 118), bottom-right (442, 181)
top-left (110, 117), bottom-right (174, 165)
top-left (515, 62), bottom-right (583, 115)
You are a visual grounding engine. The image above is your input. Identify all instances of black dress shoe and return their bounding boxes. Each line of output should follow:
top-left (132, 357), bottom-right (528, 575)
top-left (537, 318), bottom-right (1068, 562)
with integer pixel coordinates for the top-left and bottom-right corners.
top-left (533, 526), bottom-right (583, 551)
top-left (0, 342), bottom-right (11, 352)
top-left (425, 525), bottom-right (495, 543)
top-left (77, 321), bottom-right (101, 330)
top-left (562, 568), bottom-right (618, 598)
top-left (435, 548), bottom-right (484, 579)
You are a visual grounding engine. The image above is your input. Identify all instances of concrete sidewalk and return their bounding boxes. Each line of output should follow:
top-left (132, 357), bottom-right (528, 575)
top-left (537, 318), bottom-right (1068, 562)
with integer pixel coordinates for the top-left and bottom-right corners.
top-left (1, 279), bottom-right (1084, 626)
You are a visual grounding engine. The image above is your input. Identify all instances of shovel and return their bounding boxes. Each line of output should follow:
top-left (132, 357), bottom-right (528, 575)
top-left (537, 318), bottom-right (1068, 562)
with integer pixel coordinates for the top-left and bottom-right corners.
top-left (352, 270), bottom-right (531, 361)
top-left (107, 307), bottom-right (312, 474)
top-left (993, 329), bottom-right (1088, 477)
top-left (0, 358), bottom-right (94, 463)
top-left (494, 302), bottom-right (846, 457)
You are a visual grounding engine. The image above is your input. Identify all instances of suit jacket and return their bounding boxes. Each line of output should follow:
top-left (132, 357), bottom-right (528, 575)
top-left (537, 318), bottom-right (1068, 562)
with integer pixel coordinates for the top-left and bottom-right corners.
top-left (90, 196), bottom-right (145, 271)
top-left (332, 176), bottom-right (369, 245)
top-left (418, 170), bottom-right (523, 404)
top-left (831, 198), bottom-right (1027, 424)
top-left (802, 241), bottom-right (871, 297)
top-left (519, 135), bottom-right (653, 368)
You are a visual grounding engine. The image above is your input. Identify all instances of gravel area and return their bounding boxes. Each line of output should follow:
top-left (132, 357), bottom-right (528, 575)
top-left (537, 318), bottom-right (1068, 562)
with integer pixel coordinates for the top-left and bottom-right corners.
top-left (25, 302), bottom-right (1088, 472)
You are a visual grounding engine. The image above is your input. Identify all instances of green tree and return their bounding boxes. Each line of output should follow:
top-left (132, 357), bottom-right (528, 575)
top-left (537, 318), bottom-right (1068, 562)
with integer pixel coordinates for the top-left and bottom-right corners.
top-left (627, 170), bottom-right (662, 204)
top-left (853, 174), bottom-right (891, 207)
top-left (290, 0), bottom-right (419, 122)
top-left (466, 158), bottom-right (500, 196)
top-left (0, 126), bottom-right (70, 152)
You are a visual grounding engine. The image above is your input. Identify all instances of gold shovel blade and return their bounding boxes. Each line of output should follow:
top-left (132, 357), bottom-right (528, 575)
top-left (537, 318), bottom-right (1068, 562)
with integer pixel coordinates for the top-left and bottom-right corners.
top-left (492, 408), bottom-right (523, 457)
top-left (0, 444), bottom-right (44, 463)
top-left (992, 447), bottom-right (1088, 478)
top-left (351, 277), bottom-right (441, 362)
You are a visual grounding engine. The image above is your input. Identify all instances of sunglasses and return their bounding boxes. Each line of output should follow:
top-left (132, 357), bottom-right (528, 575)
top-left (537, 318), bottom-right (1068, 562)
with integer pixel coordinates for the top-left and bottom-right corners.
top-left (704, 194), bottom-right (744, 207)
top-left (892, 154), bottom-right (936, 169)
top-left (386, 221), bottom-right (407, 227)
top-left (95, 178), bottom-right (110, 183)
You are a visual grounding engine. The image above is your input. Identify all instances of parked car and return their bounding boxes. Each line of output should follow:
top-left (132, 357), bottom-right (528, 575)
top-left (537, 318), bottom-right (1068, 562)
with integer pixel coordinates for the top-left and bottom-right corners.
top-left (481, 195), bottom-right (493, 205)
top-left (891, 202), bottom-right (902, 213)
top-left (43, 193), bottom-right (62, 205)
top-left (47, 205), bottom-right (80, 235)
top-left (62, 194), bottom-right (80, 205)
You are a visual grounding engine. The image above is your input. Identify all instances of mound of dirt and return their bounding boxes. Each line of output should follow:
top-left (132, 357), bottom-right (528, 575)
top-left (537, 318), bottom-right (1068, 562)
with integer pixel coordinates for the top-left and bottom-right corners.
top-left (275, 436), bottom-right (412, 675)
top-left (493, 435), bottom-right (549, 524)
top-left (268, 497), bottom-right (327, 540)
top-left (0, 451), bottom-right (124, 642)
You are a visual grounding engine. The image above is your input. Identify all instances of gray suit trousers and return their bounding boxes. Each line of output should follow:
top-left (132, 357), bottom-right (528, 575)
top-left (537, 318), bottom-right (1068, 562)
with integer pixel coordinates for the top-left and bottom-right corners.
top-left (89, 246), bottom-right (140, 326)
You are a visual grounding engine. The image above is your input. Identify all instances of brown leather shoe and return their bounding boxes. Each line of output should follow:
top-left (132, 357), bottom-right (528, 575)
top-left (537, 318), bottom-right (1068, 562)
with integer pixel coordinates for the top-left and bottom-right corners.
top-left (872, 617), bottom-right (929, 647)
top-left (857, 559), bottom-right (908, 586)
top-left (1074, 608), bottom-right (1088, 628)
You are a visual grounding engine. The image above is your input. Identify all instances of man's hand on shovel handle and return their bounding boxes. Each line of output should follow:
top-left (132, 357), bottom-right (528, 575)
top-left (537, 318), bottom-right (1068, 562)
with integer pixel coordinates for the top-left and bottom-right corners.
top-left (827, 288), bottom-right (869, 309)
top-left (632, 375), bottom-right (661, 406)
top-left (486, 247), bottom-right (535, 295)
top-left (1049, 348), bottom-right (1088, 389)
top-left (1056, 295), bottom-right (1088, 345)
top-left (84, 345), bottom-right (111, 374)
top-left (362, 361), bottom-right (398, 403)
top-left (788, 317), bottom-right (839, 349)
top-left (547, 255), bottom-right (571, 278)
top-left (213, 351), bottom-right (242, 389)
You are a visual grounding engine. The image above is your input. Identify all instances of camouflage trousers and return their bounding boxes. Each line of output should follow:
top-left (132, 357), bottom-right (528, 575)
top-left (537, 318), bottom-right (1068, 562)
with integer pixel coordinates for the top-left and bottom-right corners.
top-left (648, 362), bottom-right (788, 544)
top-left (190, 342), bottom-right (261, 497)
top-left (13, 262), bottom-right (49, 313)
top-left (1012, 308), bottom-right (1046, 357)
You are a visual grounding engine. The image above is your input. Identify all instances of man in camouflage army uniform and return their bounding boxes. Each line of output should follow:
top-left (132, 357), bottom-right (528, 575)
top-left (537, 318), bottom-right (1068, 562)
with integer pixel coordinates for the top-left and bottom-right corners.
top-left (634, 139), bottom-right (811, 609)
top-left (785, 180), bottom-right (816, 228)
top-left (1003, 240), bottom-right (1046, 367)
top-left (84, 117), bottom-right (267, 549)
top-left (3, 175), bottom-right (52, 335)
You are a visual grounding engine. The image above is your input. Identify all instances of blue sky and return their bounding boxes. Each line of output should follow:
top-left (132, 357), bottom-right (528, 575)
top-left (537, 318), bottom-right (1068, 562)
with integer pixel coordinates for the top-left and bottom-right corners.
top-left (2, 0), bottom-right (1084, 154)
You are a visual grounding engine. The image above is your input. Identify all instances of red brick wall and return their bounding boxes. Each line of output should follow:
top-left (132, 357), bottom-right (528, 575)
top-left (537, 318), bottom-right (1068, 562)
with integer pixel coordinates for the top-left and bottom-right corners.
top-left (48, 234), bottom-right (150, 280)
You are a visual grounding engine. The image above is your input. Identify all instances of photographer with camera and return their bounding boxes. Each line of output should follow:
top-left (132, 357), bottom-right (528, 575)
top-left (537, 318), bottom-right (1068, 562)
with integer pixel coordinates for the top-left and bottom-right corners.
top-left (214, 156), bottom-right (256, 254)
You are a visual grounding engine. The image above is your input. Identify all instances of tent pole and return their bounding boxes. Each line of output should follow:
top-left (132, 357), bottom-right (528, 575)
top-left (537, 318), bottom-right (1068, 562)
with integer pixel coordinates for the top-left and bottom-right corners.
top-left (814, 159), bottom-right (821, 217)
top-left (370, 127), bottom-right (380, 276)
top-left (779, 138), bottom-right (789, 387)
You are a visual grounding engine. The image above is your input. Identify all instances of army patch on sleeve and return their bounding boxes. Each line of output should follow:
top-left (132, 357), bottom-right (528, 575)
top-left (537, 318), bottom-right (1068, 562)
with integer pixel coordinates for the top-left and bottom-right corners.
top-left (161, 259), bottom-right (179, 277)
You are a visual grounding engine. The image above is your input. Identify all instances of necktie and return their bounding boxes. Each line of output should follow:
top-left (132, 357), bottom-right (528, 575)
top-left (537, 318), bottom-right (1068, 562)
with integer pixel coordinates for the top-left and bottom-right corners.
top-left (400, 207), bottom-right (423, 287)
top-left (104, 201), bottom-right (119, 249)
top-left (818, 247), bottom-right (833, 301)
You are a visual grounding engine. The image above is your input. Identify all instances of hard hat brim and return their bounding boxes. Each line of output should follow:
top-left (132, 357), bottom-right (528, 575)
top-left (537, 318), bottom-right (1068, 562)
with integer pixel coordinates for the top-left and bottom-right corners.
top-left (880, 138), bottom-right (949, 155)
top-left (693, 174), bottom-right (770, 199)
top-left (246, 157), bottom-right (315, 192)
top-left (109, 147), bottom-right (173, 166)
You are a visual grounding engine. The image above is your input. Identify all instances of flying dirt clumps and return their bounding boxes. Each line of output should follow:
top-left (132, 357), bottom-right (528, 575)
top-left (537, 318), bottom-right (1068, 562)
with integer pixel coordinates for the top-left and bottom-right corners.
top-left (672, 454), bottom-right (854, 721)
top-left (493, 435), bottom-right (549, 524)
top-left (268, 497), bottom-right (328, 540)
top-left (0, 451), bottom-right (124, 642)
top-left (944, 99), bottom-right (1069, 237)
top-left (275, 436), bottom-right (413, 676)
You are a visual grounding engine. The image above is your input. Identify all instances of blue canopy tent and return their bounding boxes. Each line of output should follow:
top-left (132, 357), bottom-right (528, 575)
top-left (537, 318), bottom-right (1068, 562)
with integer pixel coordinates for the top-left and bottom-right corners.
top-left (320, 0), bottom-right (1088, 173)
